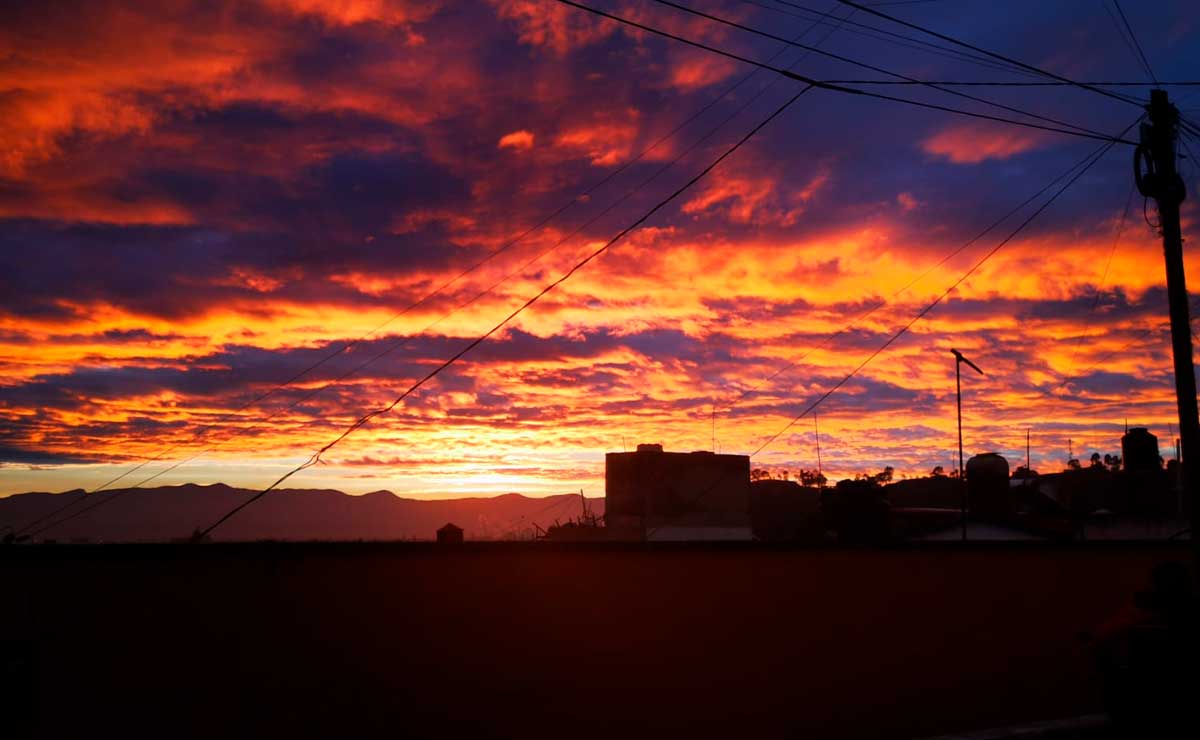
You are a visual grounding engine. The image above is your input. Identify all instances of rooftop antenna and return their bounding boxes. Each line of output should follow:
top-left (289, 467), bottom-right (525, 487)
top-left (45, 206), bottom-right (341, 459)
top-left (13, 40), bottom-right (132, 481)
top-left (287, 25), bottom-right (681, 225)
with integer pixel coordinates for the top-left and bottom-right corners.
top-left (951, 348), bottom-right (984, 541)
top-left (814, 411), bottom-right (823, 478)
top-left (1026, 428), bottom-right (1031, 478)
top-left (711, 401), bottom-right (716, 453)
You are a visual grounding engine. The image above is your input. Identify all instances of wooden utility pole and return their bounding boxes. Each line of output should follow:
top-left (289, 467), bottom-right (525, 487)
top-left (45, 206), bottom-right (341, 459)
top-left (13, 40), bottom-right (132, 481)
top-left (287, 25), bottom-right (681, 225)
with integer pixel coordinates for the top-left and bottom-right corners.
top-left (1136, 89), bottom-right (1198, 569)
top-left (952, 348), bottom-right (984, 541)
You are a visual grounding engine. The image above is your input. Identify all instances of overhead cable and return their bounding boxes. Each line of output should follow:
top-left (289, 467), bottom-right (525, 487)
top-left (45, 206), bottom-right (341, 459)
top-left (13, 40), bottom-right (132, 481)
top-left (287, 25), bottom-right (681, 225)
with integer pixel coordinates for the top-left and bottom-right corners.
top-left (832, 0), bottom-right (1144, 107)
top-left (554, 1), bottom-right (1136, 145)
top-left (650, 0), bottom-right (1121, 145)
top-left (191, 86), bottom-right (819, 540)
top-left (17, 5), bottom-right (845, 539)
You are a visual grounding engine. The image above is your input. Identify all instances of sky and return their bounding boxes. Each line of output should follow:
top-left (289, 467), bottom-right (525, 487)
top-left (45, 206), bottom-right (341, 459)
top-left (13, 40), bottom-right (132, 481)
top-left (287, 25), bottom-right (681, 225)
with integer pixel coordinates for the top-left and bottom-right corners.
top-left (2, 0), bottom-right (1199, 499)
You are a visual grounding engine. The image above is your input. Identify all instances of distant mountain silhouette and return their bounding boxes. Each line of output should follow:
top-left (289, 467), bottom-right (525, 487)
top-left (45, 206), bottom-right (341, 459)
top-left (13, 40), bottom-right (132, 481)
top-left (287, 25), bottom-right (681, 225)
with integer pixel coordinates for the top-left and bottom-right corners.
top-left (0, 484), bottom-right (603, 542)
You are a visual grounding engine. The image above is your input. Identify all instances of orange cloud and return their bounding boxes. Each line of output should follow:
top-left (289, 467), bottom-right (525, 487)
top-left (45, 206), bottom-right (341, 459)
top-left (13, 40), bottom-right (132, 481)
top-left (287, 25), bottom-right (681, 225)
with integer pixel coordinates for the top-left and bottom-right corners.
top-left (922, 123), bottom-right (1045, 164)
top-left (498, 129), bottom-right (535, 150)
top-left (667, 51), bottom-right (737, 91)
top-left (682, 163), bottom-right (830, 226)
top-left (554, 112), bottom-right (640, 166)
top-left (491, 0), bottom-right (613, 55)
top-left (0, 1), bottom-right (1189, 502)
top-left (266, 0), bottom-right (442, 27)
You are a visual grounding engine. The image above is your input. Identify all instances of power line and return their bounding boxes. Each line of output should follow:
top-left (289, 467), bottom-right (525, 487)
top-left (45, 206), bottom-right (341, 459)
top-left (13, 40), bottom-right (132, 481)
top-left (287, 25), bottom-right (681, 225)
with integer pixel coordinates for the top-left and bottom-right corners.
top-left (832, 0), bottom-right (1143, 107)
top-left (553, 1), bottom-right (1135, 144)
top-left (17, 107), bottom-right (742, 533)
top-left (1103, 2), bottom-right (1151, 83)
top-left (738, 1), bottom-right (1044, 79)
top-left (747, 125), bottom-right (1130, 459)
top-left (25, 4), bottom-right (861, 541)
top-left (21, 79), bottom-right (786, 537)
top-left (813, 80), bottom-right (1200, 87)
top-left (649, 116), bottom-right (1137, 536)
top-left (650, 0), bottom-right (1118, 140)
top-left (17, 7), bottom-right (846, 540)
top-left (499, 493), bottom-right (584, 539)
top-left (1030, 322), bottom-right (1170, 409)
top-left (1061, 180), bottom-right (1136, 376)
top-left (715, 128), bottom-right (1114, 419)
top-left (1110, 0), bottom-right (1158, 85)
top-left (191, 85), bottom-right (819, 540)
top-left (1177, 115), bottom-right (1200, 140)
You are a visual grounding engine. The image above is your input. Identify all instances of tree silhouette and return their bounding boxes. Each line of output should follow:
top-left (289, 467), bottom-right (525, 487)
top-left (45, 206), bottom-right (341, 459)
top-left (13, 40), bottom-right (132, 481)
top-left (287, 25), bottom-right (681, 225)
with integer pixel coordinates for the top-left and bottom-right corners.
top-left (798, 468), bottom-right (827, 487)
top-left (930, 465), bottom-right (945, 477)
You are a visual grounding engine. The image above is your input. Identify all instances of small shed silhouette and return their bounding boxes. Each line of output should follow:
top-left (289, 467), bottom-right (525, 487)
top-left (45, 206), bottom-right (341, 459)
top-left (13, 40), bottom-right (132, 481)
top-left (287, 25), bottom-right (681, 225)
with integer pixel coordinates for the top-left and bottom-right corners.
top-left (437, 523), bottom-right (464, 544)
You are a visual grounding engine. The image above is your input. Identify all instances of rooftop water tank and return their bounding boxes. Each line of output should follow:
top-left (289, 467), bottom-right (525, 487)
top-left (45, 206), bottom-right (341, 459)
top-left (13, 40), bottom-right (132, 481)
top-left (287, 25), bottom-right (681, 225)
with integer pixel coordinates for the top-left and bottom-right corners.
top-left (1122, 428), bottom-right (1160, 472)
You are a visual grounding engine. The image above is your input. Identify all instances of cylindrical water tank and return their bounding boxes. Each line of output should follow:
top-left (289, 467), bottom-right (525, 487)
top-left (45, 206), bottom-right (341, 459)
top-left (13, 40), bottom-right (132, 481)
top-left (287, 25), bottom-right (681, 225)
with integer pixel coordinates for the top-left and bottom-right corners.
top-left (1122, 428), bottom-right (1160, 472)
top-left (967, 452), bottom-right (1010, 517)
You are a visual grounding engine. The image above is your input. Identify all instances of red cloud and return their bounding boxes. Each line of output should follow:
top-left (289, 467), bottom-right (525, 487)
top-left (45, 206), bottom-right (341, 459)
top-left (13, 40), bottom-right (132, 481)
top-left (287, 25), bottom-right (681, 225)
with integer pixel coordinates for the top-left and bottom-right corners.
top-left (498, 130), bottom-right (535, 150)
top-left (491, 0), bottom-right (614, 55)
top-left (266, 0), bottom-right (442, 27)
top-left (922, 124), bottom-right (1045, 164)
top-left (554, 111), bottom-right (641, 166)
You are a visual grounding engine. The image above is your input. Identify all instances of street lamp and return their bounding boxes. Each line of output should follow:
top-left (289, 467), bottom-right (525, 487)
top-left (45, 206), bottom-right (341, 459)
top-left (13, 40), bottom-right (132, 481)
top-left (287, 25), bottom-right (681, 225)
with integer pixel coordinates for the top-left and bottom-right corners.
top-left (952, 348), bottom-right (984, 541)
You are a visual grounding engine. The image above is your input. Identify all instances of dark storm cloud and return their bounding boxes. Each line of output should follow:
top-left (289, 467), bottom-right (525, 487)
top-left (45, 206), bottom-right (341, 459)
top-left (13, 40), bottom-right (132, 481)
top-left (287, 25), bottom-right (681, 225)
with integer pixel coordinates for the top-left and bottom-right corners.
top-left (0, 445), bottom-right (98, 465)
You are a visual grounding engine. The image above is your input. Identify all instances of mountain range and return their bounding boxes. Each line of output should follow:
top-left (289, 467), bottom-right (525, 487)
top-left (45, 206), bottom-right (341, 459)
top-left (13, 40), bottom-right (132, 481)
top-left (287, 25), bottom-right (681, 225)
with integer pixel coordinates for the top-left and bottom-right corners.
top-left (0, 484), bottom-right (604, 542)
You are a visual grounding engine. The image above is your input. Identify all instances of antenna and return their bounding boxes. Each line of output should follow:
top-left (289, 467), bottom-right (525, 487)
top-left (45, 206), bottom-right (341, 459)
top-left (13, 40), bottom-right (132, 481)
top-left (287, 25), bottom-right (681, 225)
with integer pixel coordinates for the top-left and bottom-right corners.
top-left (814, 411), bottom-right (823, 478)
top-left (950, 348), bottom-right (985, 541)
top-left (951, 348), bottom-right (984, 376)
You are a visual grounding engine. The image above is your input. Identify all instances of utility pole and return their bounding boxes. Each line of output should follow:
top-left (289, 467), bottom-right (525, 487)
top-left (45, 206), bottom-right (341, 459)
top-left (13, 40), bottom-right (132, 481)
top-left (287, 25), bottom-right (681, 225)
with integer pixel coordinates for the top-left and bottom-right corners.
top-left (952, 348), bottom-right (984, 541)
top-left (1136, 89), bottom-right (1198, 571)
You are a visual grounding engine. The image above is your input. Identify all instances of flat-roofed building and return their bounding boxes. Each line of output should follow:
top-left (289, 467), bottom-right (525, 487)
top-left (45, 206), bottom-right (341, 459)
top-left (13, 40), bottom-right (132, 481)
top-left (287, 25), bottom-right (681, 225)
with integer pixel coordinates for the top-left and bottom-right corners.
top-left (605, 444), bottom-right (751, 540)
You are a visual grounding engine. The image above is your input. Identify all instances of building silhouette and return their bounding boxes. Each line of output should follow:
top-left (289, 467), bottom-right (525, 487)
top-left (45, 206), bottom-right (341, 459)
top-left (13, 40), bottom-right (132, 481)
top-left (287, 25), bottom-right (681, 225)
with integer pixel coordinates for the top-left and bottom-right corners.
top-left (605, 444), bottom-right (751, 540)
top-left (437, 523), bottom-right (463, 544)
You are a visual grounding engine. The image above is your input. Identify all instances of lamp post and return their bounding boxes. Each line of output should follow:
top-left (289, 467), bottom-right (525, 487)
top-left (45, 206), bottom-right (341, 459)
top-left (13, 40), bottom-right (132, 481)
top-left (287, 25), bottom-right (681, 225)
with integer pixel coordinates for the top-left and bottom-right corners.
top-left (952, 348), bottom-right (984, 541)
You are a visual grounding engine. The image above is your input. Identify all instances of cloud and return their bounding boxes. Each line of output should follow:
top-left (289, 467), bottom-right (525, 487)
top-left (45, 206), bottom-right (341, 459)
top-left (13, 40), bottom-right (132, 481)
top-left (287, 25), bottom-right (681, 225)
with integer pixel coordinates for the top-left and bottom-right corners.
top-left (266, 0), bottom-right (443, 28)
top-left (490, 0), bottom-right (613, 55)
top-left (0, 445), bottom-right (98, 465)
top-left (921, 123), bottom-right (1045, 164)
top-left (553, 111), bottom-right (640, 166)
top-left (897, 192), bottom-right (921, 212)
top-left (498, 129), bottom-right (535, 150)
top-left (0, 0), bottom-right (1190, 497)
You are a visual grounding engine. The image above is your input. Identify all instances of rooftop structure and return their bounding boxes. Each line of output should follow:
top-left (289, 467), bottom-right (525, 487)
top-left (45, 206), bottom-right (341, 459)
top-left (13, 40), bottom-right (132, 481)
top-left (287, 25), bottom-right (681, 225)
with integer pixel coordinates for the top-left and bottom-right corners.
top-left (605, 444), bottom-right (751, 539)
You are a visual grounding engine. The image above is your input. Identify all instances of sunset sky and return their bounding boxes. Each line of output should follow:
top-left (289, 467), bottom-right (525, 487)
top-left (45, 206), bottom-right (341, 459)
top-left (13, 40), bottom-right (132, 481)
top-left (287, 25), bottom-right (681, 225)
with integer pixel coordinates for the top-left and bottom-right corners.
top-left (2, 0), bottom-right (1199, 500)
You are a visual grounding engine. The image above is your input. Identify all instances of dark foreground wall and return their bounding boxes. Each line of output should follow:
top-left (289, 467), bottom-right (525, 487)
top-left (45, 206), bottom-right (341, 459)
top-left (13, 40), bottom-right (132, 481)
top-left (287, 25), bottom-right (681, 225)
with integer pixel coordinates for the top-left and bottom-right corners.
top-left (1, 542), bottom-right (1189, 739)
